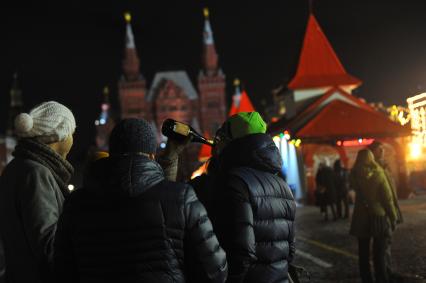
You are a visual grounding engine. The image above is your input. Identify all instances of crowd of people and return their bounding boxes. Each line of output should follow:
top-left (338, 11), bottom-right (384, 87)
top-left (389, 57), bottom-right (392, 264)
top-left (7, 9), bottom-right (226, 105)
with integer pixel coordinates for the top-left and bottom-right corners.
top-left (315, 142), bottom-right (403, 283)
top-left (0, 101), bottom-right (405, 283)
top-left (0, 102), bottom-right (296, 283)
top-left (315, 160), bottom-right (349, 221)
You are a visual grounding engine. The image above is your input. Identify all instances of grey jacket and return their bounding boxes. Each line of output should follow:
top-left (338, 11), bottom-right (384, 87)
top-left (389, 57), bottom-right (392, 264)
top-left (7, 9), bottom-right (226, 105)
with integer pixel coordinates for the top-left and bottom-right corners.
top-left (0, 158), bottom-right (64, 283)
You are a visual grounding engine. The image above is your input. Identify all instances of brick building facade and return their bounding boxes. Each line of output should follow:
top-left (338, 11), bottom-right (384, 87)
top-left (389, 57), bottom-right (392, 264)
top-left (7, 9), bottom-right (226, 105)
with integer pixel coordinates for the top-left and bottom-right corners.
top-left (95, 9), bottom-right (227, 178)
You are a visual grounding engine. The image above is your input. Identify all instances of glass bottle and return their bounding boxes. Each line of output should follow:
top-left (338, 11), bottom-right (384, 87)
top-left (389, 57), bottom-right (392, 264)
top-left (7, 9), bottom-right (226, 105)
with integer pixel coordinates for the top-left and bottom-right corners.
top-left (161, 119), bottom-right (213, 146)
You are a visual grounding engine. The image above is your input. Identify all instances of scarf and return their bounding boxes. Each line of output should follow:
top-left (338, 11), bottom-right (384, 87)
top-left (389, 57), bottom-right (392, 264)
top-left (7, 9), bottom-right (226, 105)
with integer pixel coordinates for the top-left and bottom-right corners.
top-left (13, 138), bottom-right (74, 196)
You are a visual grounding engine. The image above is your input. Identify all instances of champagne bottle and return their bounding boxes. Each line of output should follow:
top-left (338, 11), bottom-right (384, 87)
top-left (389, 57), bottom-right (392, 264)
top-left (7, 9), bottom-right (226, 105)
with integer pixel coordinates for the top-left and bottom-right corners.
top-left (161, 119), bottom-right (213, 146)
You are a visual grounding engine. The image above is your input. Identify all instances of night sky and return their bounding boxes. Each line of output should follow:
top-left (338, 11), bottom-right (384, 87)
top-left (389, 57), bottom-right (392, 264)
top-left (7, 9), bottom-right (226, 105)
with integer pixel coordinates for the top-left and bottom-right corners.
top-left (1, 0), bottom-right (426, 161)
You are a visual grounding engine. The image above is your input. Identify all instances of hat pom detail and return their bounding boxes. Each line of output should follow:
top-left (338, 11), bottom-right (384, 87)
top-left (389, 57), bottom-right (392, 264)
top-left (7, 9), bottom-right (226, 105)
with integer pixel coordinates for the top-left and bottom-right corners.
top-left (15, 113), bottom-right (34, 134)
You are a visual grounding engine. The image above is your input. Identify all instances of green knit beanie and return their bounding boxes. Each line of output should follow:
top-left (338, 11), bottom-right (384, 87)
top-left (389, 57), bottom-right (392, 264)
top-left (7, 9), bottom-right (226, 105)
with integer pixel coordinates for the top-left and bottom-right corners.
top-left (226, 112), bottom-right (267, 139)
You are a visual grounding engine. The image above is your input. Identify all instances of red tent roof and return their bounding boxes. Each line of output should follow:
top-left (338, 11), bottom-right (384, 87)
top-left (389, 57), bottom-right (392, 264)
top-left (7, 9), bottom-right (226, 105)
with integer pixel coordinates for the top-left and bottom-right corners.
top-left (285, 87), bottom-right (375, 131)
top-left (295, 100), bottom-right (410, 141)
top-left (288, 14), bottom-right (361, 90)
top-left (229, 90), bottom-right (255, 116)
top-left (268, 87), bottom-right (374, 135)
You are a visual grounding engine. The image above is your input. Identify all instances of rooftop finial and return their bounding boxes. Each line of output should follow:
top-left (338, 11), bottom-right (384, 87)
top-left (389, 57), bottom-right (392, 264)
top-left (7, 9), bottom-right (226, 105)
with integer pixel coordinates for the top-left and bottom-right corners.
top-left (103, 86), bottom-right (109, 95)
top-left (203, 7), bottom-right (209, 18)
top-left (124, 12), bottom-right (132, 23)
top-left (233, 78), bottom-right (240, 87)
top-left (124, 11), bottom-right (136, 49)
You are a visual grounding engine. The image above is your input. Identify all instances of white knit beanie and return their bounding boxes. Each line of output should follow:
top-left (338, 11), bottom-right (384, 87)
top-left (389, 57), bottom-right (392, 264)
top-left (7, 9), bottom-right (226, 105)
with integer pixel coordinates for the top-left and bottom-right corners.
top-left (14, 101), bottom-right (76, 143)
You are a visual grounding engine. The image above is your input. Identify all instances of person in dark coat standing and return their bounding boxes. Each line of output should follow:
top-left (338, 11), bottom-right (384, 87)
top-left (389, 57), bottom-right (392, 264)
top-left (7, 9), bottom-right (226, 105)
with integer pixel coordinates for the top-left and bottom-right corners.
top-left (350, 149), bottom-right (398, 283)
top-left (53, 118), bottom-right (228, 283)
top-left (367, 142), bottom-right (404, 282)
top-left (0, 102), bottom-right (76, 283)
top-left (368, 142), bottom-right (403, 224)
top-left (334, 159), bottom-right (349, 219)
top-left (315, 163), bottom-right (337, 221)
top-left (163, 112), bottom-right (296, 283)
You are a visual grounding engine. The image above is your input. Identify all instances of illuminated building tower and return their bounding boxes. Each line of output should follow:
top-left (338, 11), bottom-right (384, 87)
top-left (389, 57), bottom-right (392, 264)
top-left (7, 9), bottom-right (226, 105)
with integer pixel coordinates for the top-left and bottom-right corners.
top-left (95, 86), bottom-right (115, 151)
top-left (6, 72), bottom-right (24, 163)
top-left (118, 12), bottom-right (149, 119)
top-left (111, 9), bottom-right (229, 180)
top-left (229, 79), bottom-right (242, 115)
top-left (197, 7), bottom-right (226, 136)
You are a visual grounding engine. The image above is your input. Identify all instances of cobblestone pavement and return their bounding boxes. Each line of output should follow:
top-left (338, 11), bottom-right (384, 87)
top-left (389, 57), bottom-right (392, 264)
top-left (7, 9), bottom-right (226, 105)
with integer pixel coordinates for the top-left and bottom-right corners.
top-left (292, 195), bottom-right (426, 283)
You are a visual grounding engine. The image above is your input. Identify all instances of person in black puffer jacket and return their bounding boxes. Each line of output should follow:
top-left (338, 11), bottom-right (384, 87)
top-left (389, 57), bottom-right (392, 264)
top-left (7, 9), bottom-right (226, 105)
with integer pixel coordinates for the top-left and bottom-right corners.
top-left (53, 119), bottom-right (228, 283)
top-left (163, 112), bottom-right (296, 283)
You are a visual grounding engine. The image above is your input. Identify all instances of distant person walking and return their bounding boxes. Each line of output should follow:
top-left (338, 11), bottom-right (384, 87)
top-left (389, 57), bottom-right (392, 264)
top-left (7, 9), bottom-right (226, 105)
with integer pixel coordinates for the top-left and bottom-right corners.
top-left (0, 101), bottom-right (76, 283)
top-left (350, 149), bottom-right (398, 283)
top-left (334, 159), bottom-right (349, 219)
top-left (315, 163), bottom-right (337, 221)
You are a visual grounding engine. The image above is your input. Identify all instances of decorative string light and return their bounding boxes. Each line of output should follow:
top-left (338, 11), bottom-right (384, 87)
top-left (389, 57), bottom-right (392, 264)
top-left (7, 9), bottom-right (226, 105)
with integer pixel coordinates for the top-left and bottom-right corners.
top-left (335, 139), bottom-right (374, 147)
top-left (283, 130), bottom-right (291, 141)
top-left (388, 104), bottom-right (410, 126)
top-left (407, 93), bottom-right (426, 159)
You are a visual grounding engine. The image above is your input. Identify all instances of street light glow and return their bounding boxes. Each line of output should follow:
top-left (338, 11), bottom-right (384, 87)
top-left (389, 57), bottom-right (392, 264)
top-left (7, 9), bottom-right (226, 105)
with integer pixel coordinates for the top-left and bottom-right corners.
top-left (409, 141), bottom-right (422, 160)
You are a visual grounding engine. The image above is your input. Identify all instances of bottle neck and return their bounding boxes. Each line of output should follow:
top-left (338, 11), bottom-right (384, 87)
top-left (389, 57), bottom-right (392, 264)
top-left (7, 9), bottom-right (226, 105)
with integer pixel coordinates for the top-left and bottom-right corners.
top-left (190, 130), bottom-right (213, 146)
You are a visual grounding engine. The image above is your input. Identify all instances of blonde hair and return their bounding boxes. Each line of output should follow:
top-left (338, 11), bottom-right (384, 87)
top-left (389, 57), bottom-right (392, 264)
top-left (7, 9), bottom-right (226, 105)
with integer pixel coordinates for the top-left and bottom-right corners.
top-left (352, 149), bottom-right (380, 177)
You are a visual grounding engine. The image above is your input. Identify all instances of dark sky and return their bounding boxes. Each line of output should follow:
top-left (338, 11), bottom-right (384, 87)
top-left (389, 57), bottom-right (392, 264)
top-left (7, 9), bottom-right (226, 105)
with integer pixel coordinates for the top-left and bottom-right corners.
top-left (1, 0), bottom-right (426, 160)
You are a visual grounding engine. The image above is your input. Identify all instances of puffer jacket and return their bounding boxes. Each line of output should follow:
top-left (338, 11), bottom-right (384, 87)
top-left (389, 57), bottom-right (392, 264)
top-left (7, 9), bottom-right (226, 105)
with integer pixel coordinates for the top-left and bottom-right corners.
top-left (53, 155), bottom-right (227, 283)
top-left (191, 134), bottom-right (296, 283)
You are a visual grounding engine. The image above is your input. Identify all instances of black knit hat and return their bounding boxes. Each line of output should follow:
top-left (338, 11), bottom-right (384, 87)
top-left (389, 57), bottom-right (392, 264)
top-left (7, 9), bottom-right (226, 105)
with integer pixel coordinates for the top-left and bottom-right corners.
top-left (109, 118), bottom-right (157, 155)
